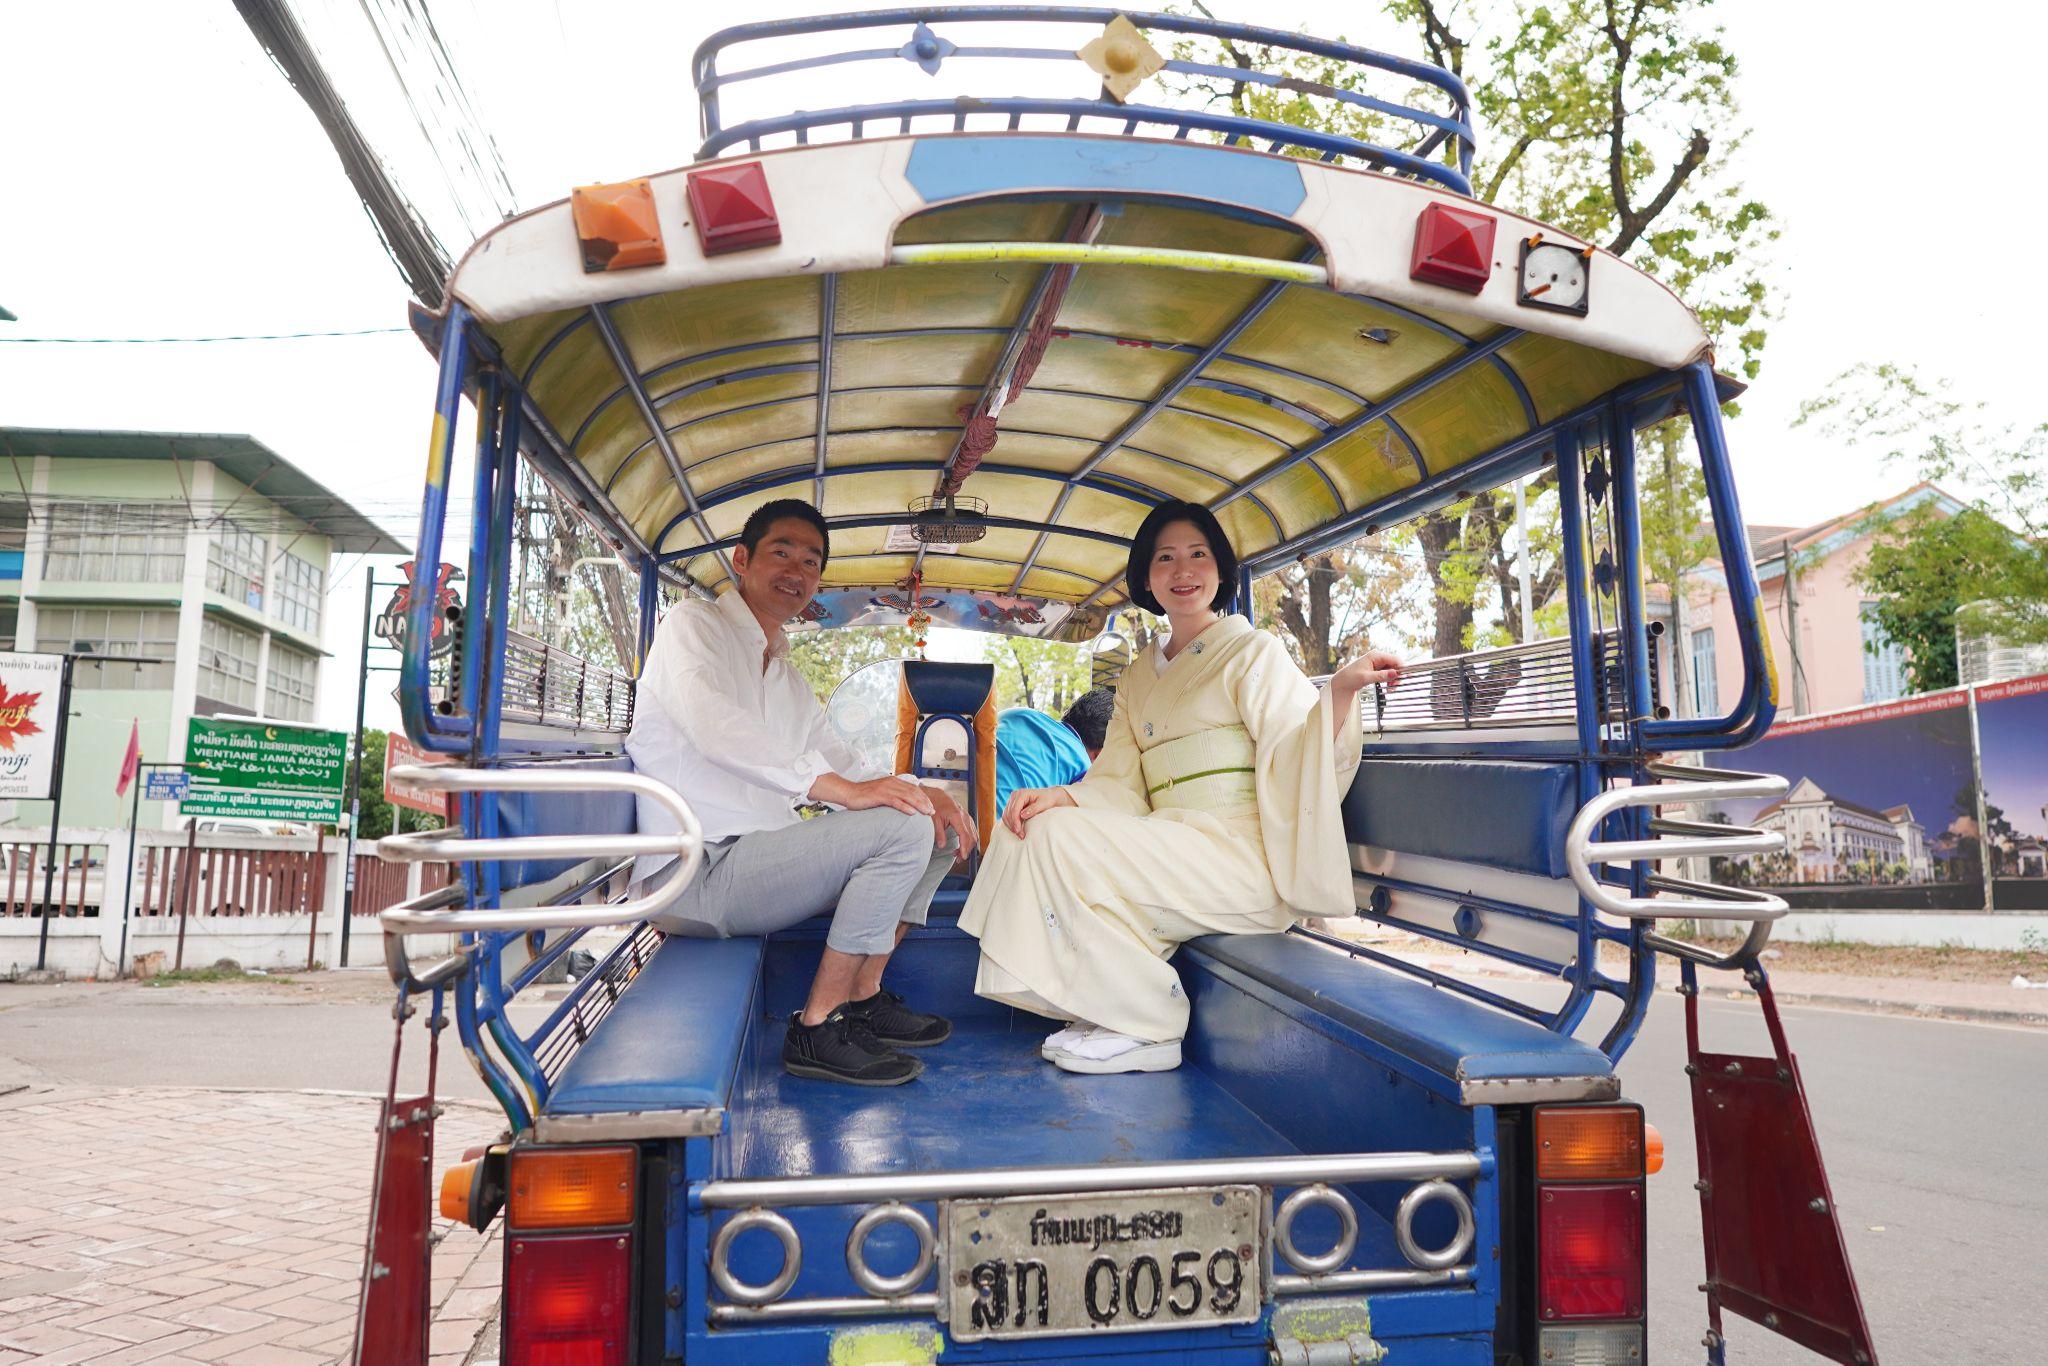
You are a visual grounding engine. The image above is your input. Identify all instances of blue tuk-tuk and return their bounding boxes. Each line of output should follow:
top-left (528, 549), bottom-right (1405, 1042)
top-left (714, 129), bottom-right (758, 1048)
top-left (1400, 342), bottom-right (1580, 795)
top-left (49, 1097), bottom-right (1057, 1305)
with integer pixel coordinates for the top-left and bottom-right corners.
top-left (356, 10), bottom-right (1878, 1364)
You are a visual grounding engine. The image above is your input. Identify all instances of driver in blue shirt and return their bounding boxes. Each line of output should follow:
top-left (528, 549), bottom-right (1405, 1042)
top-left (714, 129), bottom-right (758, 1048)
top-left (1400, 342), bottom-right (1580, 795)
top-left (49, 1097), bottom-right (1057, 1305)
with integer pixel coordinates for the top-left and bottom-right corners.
top-left (993, 687), bottom-right (1114, 819)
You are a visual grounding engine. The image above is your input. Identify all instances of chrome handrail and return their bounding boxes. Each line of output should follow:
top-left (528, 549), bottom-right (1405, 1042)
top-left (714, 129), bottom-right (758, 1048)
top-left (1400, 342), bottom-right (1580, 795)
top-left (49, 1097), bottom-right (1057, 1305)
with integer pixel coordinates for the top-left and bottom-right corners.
top-left (1565, 762), bottom-right (1789, 923)
top-left (377, 766), bottom-right (703, 935)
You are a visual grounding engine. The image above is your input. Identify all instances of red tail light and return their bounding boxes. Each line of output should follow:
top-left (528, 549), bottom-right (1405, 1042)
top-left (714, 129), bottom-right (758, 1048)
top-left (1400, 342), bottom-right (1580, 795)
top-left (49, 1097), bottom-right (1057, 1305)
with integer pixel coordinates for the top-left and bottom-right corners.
top-left (1538, 1184), bottom-right (1645, 1321)
top-left (505, 1232), bottom-right (631, 1366)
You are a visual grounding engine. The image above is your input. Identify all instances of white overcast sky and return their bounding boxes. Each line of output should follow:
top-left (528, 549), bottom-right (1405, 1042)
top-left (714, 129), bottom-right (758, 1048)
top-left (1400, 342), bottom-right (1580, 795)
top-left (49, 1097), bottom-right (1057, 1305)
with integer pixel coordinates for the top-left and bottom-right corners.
top-left (3, 1), bottom-right (2044, 734)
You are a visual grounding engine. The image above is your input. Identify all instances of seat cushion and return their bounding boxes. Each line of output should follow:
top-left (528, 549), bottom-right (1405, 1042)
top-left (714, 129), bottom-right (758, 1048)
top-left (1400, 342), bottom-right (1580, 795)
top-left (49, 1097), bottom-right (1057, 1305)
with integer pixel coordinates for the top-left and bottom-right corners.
top-left (490, 755), bottom-right (638, 891)
top-left (1343, 758), bottom-right (1575, 878)
top-left (544, 935), bottom-right (764, 1129)
top-left (1184, 932), bottom-right (1615, 1103)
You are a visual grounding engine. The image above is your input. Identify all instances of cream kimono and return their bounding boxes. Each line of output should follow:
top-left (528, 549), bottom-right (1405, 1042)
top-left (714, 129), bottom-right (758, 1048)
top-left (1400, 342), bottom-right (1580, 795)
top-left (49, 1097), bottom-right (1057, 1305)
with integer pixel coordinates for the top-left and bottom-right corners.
top-left (960, 616), bottom-right (1365, 1043)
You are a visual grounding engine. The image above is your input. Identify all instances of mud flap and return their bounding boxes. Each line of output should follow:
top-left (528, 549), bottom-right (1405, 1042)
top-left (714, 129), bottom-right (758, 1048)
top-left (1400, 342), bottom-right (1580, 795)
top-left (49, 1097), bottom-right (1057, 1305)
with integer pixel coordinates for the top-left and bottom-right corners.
top-left (355, 1095), bottom-right (437, 1365)
top-left (1683, 964), bottom-right (1877, 1365)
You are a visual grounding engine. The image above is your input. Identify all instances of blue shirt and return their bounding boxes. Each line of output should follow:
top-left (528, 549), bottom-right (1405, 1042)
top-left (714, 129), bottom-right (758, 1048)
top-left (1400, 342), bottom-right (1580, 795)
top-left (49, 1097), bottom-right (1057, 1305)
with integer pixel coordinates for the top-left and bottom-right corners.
top-left (994, 707), bottom-right (1091, 816)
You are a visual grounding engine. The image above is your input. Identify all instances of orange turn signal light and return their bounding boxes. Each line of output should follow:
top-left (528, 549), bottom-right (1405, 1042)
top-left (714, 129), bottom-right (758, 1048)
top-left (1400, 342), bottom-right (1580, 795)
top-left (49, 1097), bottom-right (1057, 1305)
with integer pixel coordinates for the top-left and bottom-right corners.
top-left (1536, 1105), bottom-right (1645, 1182)
top-left (1644, 1121), bottom-right (1665, 1176)
top-left (508, 1146), bottom-right (637, 1231)
top-left (440, 1158), bottom-right (480, 1223)
top-left (571, 179), bottom-right (665, 274)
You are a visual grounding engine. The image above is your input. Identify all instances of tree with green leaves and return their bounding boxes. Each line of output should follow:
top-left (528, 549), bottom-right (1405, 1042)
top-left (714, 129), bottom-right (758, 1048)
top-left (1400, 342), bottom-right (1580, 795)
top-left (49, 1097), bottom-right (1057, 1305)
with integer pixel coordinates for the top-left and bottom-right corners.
top-left (985, 635), bottom-right (1092, 713)
top-left (1178, 0), bottom-right (1773, 661)
top-left (787, 626), bottom-right (920, 704)
top-left (1798, 363), bottom-right (2047, 693)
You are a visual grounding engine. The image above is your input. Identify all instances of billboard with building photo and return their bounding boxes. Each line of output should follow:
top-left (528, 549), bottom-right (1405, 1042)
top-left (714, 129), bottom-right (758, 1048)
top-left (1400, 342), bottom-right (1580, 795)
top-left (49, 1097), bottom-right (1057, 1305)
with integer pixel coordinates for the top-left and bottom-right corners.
top-left (1974, 673), bottom-right (2048, 910)
top-left (1708, 689), bottom-right (1983, 909)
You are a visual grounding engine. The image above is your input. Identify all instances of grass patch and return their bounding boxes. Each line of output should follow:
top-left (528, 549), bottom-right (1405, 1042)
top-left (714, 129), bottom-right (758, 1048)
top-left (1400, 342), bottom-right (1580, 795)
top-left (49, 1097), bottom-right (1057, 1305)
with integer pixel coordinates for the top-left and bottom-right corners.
top-left (142, 967), bottom-right (290, 987)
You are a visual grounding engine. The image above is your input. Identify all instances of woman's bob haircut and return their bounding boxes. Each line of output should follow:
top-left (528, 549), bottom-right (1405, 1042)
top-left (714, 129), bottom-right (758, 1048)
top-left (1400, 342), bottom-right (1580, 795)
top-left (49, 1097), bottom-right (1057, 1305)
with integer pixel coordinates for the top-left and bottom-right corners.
top-left (1125, 500), bottom-right (1239, 615)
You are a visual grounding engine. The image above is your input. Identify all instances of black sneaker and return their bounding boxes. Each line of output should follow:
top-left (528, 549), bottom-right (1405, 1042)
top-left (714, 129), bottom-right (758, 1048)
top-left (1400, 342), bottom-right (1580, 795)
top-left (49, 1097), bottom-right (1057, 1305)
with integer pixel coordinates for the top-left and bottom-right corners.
top-left (783, 1009), bottom-right (922, 1086)
top-left (843, 988), bottom-right (953, 1048)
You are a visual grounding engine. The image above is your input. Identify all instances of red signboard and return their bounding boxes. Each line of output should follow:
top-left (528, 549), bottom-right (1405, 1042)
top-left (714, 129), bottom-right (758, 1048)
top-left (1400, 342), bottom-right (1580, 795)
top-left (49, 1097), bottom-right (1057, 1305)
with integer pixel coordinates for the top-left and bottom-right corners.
top-left (382, 734), bottom-right (449, 818)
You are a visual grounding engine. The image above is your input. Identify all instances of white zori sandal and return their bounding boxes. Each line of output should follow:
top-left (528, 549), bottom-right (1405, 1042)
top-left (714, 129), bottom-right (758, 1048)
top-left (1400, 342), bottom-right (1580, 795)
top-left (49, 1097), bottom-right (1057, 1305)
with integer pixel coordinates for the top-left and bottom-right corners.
top-left (1045, 1027), bottom-right (1182, 1074)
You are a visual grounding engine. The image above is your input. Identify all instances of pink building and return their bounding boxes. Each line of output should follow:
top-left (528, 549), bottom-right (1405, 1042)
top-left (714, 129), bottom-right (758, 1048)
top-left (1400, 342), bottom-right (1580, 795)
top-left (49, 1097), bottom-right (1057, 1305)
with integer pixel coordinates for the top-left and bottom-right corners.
top-left (1653, 483), bottom-right (1966, 720)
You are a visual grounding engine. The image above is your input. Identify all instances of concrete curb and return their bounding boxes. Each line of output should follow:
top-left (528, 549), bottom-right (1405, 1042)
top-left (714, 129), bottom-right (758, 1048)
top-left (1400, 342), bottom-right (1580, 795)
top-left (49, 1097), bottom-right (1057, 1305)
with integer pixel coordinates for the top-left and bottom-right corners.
top-left (1687, 983), bottom-right (2048, 1028)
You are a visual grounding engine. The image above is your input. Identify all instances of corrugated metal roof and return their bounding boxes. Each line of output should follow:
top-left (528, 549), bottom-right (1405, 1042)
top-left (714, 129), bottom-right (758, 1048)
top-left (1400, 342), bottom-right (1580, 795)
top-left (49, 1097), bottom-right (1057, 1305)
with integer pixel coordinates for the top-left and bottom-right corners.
top-left (0, 427), bottom-right (405, 554)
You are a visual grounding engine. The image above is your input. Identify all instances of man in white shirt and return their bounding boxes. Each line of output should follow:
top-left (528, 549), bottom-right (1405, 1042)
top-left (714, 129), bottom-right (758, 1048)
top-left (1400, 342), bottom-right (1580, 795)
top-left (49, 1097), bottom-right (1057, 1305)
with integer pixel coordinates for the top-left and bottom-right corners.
top-left (629, 499), bottom-right (976, 1086)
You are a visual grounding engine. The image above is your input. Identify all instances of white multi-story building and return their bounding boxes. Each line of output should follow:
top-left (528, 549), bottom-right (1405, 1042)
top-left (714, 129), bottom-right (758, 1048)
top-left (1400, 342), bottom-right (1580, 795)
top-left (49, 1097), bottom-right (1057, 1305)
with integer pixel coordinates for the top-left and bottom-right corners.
top-left (0, 427), bottom-right (400, 830)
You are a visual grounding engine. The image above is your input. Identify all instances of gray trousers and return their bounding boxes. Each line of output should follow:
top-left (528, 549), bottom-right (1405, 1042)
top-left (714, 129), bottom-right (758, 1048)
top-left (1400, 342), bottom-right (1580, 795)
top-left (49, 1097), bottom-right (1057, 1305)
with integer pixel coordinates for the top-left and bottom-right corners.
top-left (651, 807), bottom-right (960, 956)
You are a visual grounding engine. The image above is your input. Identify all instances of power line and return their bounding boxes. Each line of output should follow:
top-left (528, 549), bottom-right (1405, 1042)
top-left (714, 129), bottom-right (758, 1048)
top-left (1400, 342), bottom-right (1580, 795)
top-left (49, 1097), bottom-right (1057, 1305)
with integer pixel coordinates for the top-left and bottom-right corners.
top-left (0, 327), bottom-right (409, 344)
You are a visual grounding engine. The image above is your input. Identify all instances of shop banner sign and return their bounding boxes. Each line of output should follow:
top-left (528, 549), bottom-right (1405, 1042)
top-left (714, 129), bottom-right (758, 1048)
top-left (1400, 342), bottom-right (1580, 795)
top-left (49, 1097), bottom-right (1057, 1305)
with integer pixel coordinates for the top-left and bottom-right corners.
top-left (183, 718), bottom-right (348, 824)
top-left (382, 733), bottom-right (450, 818)
top-left (0, 652), bottom-right (66, 800)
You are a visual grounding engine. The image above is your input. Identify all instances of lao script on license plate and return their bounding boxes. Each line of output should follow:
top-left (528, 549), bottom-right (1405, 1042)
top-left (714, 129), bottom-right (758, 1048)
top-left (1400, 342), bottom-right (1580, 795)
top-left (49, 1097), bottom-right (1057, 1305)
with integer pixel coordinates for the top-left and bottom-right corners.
top-left (945, 1185), bottom-right (1261, 1341)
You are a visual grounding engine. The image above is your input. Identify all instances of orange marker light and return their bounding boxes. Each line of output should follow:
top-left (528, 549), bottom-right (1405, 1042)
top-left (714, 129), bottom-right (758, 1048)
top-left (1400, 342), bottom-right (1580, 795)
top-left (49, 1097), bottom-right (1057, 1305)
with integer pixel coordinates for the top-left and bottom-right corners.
top-left (1644, 1121), bottom-right (1665, 1176)
top-left (1535, 1105), bottom-right (1645, 1182)
top-left (507, 1147), bottom-right (637, 1230)
top-left (571, 179), bottom-right (665, 274)
top-left (440, 1158), bottom-right (479, 1223)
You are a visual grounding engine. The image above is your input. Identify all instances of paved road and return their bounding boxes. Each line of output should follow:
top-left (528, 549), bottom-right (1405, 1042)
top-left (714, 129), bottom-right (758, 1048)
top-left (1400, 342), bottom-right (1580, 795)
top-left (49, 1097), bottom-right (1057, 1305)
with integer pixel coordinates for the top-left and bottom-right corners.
top-left (3, 973), bottom-right (2040, 1363)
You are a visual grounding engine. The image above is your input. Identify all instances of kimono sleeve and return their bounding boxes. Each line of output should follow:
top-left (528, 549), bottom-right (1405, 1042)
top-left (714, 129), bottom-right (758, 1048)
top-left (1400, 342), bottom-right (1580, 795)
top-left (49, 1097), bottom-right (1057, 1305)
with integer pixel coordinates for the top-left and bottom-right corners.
top-left (1236, 632), bottom-right (1366, 918)
top-left (1062, 683), bottom-right (1150, 818)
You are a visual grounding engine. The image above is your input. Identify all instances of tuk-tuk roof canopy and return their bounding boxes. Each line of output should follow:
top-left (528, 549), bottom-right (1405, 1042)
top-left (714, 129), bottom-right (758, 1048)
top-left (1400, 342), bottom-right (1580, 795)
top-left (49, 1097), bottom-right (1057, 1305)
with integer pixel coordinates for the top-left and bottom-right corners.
top-left (431, 126), bottom-right (1717, 641)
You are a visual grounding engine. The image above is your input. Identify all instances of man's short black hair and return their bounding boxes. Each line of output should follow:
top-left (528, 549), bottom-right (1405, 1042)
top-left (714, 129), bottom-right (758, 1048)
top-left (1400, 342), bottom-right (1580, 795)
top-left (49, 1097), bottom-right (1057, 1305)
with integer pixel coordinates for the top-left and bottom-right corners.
top-left (1125, 500), bottom-right (1238, 614)
top-left (1061, 687), bottom-right (1116, 752)
top-left (738, 498), bottom-right (830, 568)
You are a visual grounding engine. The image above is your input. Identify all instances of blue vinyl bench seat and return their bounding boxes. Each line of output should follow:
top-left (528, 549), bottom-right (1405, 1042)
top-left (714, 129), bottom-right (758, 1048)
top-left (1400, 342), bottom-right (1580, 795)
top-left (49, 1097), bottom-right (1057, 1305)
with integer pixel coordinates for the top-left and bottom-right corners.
top-left (1184, 931), bottom-right (1617, 1105)
top-left (537, 934), bottom-right (764, 1142)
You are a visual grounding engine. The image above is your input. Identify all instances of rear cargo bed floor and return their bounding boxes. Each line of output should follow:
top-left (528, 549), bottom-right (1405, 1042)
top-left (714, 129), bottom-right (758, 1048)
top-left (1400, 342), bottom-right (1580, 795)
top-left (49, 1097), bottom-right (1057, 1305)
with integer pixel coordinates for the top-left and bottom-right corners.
top-left (725, 1014), bottom-right (1304, 1179)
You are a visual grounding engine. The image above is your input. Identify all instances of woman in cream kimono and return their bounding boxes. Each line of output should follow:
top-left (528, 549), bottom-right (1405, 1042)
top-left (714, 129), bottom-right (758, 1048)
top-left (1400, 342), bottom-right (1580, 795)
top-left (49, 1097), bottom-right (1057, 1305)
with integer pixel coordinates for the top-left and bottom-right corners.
top-left (960, 501), bottom-right (1403, 1074)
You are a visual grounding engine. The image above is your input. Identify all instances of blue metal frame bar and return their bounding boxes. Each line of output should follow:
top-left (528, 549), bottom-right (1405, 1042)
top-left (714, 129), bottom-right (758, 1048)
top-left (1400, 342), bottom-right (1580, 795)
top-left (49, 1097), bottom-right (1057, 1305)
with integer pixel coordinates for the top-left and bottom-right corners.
top-left (401, 303), bottom-right (474, 754)
top-left (589, 302), bottom-right (734, 583)
top-left (1548, 419), bottom-right (1605, 1039)
top-left (1640, 360), bottom-right (1779, 747)
top-left (812, 275), bottom-right (836, 504)
top-left (636, 553), bottom-right (660, 673)
top-left (704, 97), bottom-right (1469, 190)
top-left (694, 8), bottom-right (1475, 186)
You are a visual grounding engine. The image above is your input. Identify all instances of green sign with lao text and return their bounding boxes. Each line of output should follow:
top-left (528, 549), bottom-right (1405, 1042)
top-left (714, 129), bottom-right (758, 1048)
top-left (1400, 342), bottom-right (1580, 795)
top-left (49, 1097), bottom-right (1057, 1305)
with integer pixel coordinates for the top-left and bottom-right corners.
top-left (182, 718), bottom-right (348, 824)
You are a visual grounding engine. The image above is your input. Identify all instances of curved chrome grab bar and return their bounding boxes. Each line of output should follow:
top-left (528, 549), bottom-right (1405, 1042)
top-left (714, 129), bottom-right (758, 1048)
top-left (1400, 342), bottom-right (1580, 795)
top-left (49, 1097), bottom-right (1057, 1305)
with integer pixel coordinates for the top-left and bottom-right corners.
top-left (377, 766), bottom-right (703, 936)
top-left (1565, 765), bottom-right (1790, 923)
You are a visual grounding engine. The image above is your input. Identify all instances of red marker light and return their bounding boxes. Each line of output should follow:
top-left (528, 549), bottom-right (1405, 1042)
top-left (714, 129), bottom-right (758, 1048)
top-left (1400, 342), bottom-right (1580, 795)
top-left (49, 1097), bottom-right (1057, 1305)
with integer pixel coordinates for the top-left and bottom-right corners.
top-left (686, 161), bottom-right (782, 256)
top-left (504, 1232), bottom-right (630, 1366)
top-left (1537, 1184), bottom-right (1645, 1322)
top-left (1409, 202), bottom-right (1497, 294)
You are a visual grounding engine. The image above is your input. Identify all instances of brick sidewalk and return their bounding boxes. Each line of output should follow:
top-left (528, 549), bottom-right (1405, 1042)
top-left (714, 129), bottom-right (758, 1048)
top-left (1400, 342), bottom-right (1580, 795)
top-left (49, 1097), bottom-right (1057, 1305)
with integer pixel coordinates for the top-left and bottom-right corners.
top-left (0, 1087), bottom-right (504, 1364)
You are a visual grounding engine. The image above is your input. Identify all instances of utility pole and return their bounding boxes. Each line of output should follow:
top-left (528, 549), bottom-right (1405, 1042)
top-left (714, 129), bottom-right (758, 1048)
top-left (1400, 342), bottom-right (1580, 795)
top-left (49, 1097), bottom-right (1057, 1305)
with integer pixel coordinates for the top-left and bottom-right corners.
top-left (1784, 544), bottom-right (1808, 716)
top-left (338, 574), bottom-right (377, 968)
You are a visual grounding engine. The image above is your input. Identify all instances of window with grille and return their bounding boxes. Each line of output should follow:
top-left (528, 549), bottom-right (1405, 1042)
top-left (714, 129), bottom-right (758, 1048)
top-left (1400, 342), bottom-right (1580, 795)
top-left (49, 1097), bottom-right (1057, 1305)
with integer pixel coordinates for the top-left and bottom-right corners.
top-left (265, 643), bottom-right (317, 721)
top-left (1689, 626), bottom-right (1719, 715)
top-left (272, 549), bottom-right (323, 634)
top-left (42, 502), bottom-right (186, 583)
top-left (198, 616), bottom-right (262, 710)
top-left (1861, 604), bottom-right (1907, 701)
top-left (36, 606), bottom-right (180, 689)
top-left (207, 521), bottom-right (267, 609)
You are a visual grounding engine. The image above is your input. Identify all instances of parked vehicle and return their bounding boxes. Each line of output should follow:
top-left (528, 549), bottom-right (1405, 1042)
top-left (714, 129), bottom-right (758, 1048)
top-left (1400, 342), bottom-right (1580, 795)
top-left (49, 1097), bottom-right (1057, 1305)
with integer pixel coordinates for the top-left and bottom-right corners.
top-left (361, 10), bottom-right (1876, 1365)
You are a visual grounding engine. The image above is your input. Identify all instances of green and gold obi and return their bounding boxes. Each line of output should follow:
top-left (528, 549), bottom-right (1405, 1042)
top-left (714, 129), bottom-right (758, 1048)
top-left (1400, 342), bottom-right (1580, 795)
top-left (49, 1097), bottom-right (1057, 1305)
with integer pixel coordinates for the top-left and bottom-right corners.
top-left (1140, 725), bottom-right (1257, 814)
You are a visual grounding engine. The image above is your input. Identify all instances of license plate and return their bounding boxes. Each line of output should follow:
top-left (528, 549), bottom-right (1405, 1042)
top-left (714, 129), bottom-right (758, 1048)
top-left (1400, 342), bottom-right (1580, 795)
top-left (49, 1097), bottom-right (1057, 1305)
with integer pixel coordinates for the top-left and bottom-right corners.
top-left (945, 1186), bottom-right (1261, 1341)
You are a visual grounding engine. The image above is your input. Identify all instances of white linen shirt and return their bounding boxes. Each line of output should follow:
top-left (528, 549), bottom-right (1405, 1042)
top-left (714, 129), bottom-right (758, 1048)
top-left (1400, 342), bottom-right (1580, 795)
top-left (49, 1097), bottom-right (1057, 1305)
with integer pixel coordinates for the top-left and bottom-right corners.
top-left (627, 589), bottom-right (872, 881)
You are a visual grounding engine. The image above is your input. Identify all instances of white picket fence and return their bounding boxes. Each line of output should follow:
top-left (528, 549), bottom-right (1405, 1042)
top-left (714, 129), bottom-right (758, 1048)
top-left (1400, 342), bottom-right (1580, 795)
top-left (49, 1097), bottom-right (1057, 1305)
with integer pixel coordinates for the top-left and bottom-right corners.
top-left (0, 827), bottom-right (447, 979)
